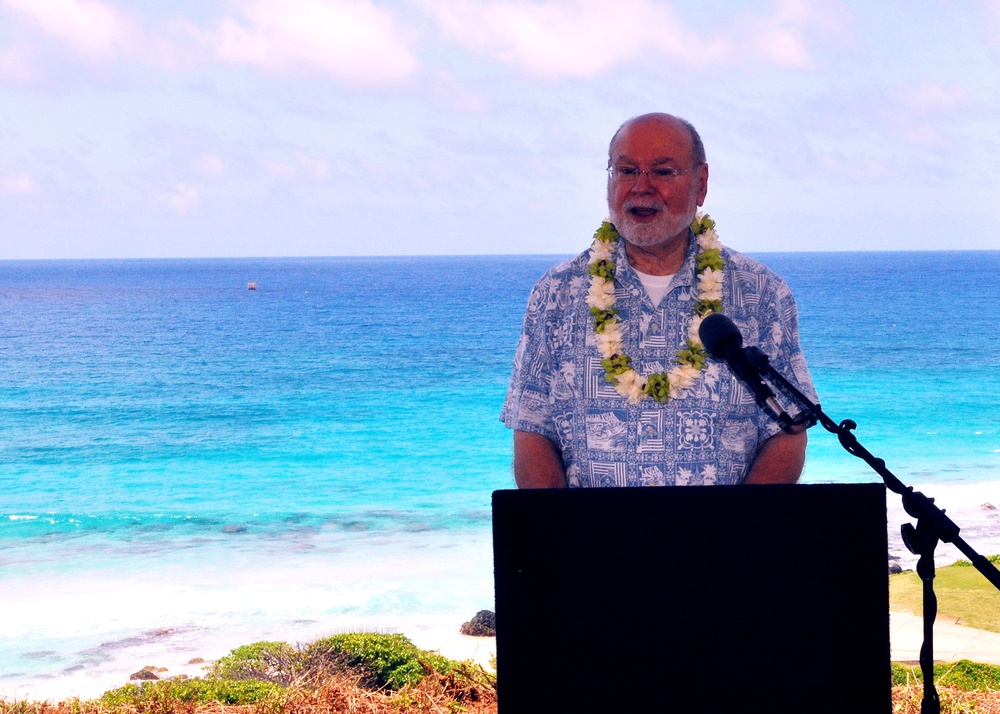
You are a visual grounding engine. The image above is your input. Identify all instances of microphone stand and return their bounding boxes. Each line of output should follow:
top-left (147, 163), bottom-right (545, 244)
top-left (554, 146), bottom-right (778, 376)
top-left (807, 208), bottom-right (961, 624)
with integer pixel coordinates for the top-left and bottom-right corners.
top-left (745, 347), bottom-right (1000, 714)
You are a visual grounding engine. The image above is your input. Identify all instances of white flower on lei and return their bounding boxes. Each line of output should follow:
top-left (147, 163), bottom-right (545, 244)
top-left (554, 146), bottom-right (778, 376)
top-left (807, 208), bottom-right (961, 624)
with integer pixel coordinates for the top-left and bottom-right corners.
top-left (588, 239), bottom-right (615, 263)
top-left (667, 363), bottom-right (703, 396)
top-left (697, 266), bottom-right (724, 302)
top-left (595, 321), bottom-right (623, 358)
top-left (696, 227), bottom-right (722, 251)
top-left (614, 369), bottom-right (647, 404)
top-left (586, 275), bottom-right (616, 311)
top-left (688, 314), bottom-right (706, 343)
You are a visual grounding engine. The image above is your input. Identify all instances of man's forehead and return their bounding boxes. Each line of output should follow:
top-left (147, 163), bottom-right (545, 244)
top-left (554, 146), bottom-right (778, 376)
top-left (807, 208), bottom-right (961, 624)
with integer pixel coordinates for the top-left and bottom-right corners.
top-left (610, 118), bottom-right (693, 160)
top-left (613, 153), bottom-right (685, 166)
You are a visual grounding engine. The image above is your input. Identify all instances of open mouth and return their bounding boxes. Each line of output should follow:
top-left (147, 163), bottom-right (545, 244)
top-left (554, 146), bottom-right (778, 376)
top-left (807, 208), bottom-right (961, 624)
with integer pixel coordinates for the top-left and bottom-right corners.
top-left (628, 206), bottom-right (660, 219)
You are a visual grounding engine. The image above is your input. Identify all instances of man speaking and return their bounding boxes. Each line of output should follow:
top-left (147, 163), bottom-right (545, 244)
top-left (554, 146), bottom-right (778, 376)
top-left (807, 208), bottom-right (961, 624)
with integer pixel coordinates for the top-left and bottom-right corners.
top-left (501, 112), bottom-right (817, 488)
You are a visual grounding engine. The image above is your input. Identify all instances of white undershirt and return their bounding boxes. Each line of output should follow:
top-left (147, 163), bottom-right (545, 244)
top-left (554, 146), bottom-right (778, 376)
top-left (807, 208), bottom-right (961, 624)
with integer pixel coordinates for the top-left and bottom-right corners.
top-left (632, 268), bottom-right (676, 306)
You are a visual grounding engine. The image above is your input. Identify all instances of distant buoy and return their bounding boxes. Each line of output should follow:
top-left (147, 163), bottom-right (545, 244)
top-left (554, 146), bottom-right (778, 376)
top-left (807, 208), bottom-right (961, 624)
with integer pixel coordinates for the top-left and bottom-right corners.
top-left (247, 282), bottom-right (257, 290)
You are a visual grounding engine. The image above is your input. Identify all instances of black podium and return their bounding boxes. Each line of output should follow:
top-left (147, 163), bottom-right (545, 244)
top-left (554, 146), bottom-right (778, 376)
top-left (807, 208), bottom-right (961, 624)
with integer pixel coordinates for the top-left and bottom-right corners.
top-left (493, 484), bottom-right (890, 713)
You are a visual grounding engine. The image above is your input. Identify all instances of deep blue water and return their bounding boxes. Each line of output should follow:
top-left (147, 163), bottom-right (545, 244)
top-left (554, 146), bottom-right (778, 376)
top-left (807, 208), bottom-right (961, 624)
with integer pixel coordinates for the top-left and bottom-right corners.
top-left (1, 251), bottom-right (999, 691)
top-left (3, 252), bottom-right (1000, 541)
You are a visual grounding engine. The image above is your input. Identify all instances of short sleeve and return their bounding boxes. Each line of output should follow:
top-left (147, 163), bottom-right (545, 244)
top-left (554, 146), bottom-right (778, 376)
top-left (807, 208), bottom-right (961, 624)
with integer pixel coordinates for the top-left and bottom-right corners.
top-left (500, 273), bottom-right (559, 441)
top-left (752, 275), bottom-right (818, 443)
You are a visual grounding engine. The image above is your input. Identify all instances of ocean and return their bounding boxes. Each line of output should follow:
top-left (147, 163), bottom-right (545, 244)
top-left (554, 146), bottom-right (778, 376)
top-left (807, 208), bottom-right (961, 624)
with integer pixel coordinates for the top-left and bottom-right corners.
top-left (2, 251), bottom-right (1000, 698)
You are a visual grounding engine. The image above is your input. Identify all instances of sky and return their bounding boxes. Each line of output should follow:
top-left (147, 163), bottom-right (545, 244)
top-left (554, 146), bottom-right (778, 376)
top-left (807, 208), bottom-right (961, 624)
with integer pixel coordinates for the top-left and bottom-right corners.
top-left (1, 0), bottom-right (999, 259)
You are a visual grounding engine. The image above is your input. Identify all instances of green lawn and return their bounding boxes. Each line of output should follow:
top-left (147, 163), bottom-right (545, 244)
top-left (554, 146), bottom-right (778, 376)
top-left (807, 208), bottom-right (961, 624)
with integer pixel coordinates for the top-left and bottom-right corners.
top-left (890, 559), bottom-right (1000, 633)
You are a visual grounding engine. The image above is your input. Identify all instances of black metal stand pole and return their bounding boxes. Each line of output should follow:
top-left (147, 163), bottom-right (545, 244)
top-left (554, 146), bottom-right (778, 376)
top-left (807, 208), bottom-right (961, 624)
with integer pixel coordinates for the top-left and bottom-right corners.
top-left (744, 347), bottom-right (1000, 713)
top-left (901, 518), bottom-right (941, 714)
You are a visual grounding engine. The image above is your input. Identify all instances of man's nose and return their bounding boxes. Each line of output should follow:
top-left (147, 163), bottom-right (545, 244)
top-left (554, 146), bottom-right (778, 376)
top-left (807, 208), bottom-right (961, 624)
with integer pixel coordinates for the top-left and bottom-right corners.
top-left (631, 170), bottom-right (655, 192)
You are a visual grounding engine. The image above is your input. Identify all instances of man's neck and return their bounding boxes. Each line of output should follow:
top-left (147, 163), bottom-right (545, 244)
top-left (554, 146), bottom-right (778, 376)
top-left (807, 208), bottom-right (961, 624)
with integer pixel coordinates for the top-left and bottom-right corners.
top-left (623, 232), bottom-right (690, 276)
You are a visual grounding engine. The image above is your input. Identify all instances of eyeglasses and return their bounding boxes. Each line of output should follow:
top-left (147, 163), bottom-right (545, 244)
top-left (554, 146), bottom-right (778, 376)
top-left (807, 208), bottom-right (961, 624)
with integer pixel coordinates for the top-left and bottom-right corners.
top-left (607, 164), bottom-right (700, 184)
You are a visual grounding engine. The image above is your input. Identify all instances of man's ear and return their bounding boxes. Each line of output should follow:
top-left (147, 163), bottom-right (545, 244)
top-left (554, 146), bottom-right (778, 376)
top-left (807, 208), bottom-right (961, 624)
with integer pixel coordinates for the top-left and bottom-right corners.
top-left (695, 163), bottom-right (709, 207)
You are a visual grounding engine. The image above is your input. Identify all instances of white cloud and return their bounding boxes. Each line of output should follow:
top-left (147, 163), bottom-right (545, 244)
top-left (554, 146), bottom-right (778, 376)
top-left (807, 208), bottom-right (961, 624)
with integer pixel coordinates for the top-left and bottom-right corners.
top-left (419, 0), bottom-right (687, 77)
top-left (0, 172), bottom-right (38, 196)
top-left (260, 152), bottom-right (331, 182)
top-left (211, 0), bottom-right (417, 85)
top-left (419, 0), bottom-right (848, 77)
top-left (0, 44), bottom-right (36, 82)
top-left (0, 0), bottom-right (127, 57)
top-left (738, 0), bottom-right (818, 69)
top-left (983, 0), bottom-right (1000, 45)
top-left (195, 153), bottom-right (227, 179)
top-left (895, 82), bottom-right (971, 112)
top-left (160, 183), bottom-right (201, 214)
top-left (425, 71), bottom-right (491, 114)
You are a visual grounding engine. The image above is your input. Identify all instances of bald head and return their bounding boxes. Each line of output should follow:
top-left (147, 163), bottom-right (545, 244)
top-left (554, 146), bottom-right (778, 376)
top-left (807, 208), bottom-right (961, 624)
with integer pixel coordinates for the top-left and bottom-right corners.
top-left (608, 113), bottom-right (706, 168)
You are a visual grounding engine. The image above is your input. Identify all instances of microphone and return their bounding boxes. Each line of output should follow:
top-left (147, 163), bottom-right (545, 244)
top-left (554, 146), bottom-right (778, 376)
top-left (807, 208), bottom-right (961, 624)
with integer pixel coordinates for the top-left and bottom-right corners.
top-left (698, 313), bottom-right (792, 429)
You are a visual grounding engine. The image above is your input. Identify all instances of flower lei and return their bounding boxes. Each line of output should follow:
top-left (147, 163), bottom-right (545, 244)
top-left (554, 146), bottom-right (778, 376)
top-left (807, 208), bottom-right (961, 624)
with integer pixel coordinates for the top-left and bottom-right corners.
top-left (586, 212), bottom-right (725, 404)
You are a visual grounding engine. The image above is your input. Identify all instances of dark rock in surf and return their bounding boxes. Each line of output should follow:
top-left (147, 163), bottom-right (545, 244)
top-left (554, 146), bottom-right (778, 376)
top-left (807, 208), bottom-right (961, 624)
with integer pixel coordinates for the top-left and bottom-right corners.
top-left (461, 610), bottom-right (496, 637)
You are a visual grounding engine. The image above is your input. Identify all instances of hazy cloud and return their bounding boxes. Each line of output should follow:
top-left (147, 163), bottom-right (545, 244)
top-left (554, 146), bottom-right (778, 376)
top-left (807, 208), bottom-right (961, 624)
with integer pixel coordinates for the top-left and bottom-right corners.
top-left (159, 183), bottom-right (201, 214)
top-left (0, 0), bottom-right (128, 58)
top-left (0, 44), bottom-right (35, 82)
top-left (895, 82), bottom-right (971, 112)
top-left (0, 171), bottom-right (38, 196)
top-left (983, 0), bottom-right (1000, 45)
top-left (210, 0), bottom-right (418, 85)
top-left (735, 0), bottom-right (826, 69)
top-left (195, 153), bottom-right (227, 180)
top-left (419, 0), bottom-right (688, 77)
top-left (418, 0), bottom-right (845, 77)
top-left (260, 152), bottom-right (332, 182)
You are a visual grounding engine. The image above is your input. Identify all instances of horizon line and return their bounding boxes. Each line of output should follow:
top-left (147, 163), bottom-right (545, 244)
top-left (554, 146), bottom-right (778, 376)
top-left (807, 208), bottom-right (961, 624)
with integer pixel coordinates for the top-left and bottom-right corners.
top-left (4, 246), bottom-right (1000, 263)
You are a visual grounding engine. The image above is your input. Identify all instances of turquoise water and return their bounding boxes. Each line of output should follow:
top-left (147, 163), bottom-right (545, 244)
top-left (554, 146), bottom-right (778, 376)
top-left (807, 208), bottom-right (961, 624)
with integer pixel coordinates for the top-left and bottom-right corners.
top-left (1, 252), bottom-right (1000, 695)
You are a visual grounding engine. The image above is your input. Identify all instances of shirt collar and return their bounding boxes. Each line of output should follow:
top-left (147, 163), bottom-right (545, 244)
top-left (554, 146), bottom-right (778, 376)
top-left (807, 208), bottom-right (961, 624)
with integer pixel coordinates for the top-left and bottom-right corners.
top-left (613, 229), bottom-right (699, 290)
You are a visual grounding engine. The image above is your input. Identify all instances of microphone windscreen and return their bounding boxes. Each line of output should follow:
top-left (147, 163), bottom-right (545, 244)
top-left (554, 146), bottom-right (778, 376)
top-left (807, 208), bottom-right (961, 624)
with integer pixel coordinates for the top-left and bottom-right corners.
top-left (698, 313), bottom-right (742, 359)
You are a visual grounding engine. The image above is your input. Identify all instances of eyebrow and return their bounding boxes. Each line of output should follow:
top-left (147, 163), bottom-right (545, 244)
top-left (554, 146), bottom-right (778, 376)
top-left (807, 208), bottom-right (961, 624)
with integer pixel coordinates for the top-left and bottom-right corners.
top-left (613, 155), bottom-right (681, 166)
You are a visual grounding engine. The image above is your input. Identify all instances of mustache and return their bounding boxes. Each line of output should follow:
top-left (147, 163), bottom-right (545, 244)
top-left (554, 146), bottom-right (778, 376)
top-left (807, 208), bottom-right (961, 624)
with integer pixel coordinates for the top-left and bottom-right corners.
top-left (622, 201), bottom-right (665, 212)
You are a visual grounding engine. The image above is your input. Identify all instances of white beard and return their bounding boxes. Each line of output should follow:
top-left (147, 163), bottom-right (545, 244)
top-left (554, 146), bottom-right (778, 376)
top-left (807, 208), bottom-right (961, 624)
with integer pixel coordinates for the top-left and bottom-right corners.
top-left (611, 203), bottom-right (698, 248)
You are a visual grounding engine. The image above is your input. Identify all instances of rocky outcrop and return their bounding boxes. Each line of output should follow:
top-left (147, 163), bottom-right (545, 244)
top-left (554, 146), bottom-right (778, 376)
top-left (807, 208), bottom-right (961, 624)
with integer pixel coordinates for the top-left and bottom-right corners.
top-left (460, 610), bottom-right (496, 637)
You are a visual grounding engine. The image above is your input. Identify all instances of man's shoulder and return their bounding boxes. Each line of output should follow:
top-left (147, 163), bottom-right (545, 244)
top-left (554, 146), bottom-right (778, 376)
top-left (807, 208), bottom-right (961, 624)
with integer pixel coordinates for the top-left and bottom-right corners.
top-left (538, 249), bottom-right (591, 281)
top-left (721, 246), bottom-right (791, 288)
top-left (719, 245), bottom-right (799, 317)
top-left (721, 245), bottom-right (775, 274)
top-left (527, 250), bottom-right (591, 298)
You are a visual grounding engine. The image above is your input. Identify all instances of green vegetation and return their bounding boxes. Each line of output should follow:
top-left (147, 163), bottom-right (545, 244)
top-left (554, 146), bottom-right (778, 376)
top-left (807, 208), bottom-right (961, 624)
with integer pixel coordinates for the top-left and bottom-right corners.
top-left (890, 556), bottom-right (1000, 632)
top-left (100, 677), bottom-right (285, 708)
top-left (892, 660), bottom-right (1000, 691)
top-left (304, 633), bottom-right (457, 690)
top-left (209, 640), bottom-right (297, 682)
top-left (198, 633), bottom-right (462, 692)
top-left (0, 632), bottom-right (497, 714)
top-left (953, 554), bottom-right (1000, 567)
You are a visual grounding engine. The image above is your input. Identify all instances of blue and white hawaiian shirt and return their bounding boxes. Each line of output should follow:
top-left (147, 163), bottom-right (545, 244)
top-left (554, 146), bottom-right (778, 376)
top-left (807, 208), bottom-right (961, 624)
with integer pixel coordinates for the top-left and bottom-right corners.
top-left (501, 235), bottom-right (817, 487)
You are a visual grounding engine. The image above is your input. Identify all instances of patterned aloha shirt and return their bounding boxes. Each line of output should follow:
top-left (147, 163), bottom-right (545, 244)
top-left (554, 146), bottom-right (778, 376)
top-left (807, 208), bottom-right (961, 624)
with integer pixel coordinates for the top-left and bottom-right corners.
top-left (501, 234), bottom-right (818, 487)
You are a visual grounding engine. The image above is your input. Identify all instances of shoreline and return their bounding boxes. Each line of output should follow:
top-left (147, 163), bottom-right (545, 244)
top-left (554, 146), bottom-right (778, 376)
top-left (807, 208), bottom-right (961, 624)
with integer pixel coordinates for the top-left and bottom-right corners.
top-left (0, 615), bottom-right (497, 704)
top-left (10, 611), bottom-right (1000, 704)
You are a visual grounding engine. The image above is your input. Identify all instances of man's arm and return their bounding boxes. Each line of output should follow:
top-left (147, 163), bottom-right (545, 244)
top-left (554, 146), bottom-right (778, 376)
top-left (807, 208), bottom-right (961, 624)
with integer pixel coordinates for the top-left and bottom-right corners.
top-left (513, 430), bottom-right (567, 488)
top-left (744, 430), bottom-right (807, 484)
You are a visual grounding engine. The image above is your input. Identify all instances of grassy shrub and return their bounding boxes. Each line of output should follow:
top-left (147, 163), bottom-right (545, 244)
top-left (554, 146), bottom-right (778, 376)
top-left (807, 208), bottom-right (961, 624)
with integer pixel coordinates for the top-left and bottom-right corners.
top-left (892, 660), bottom-right (1000, 690)
top-left (952, 554), bottom-right (1000, 567)
top-left (303, 633), bottom-right (455, 690)
top-left (99, 677), bottom-right (285, 707)
top-left (208, 640), bottom-right (298, 683)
